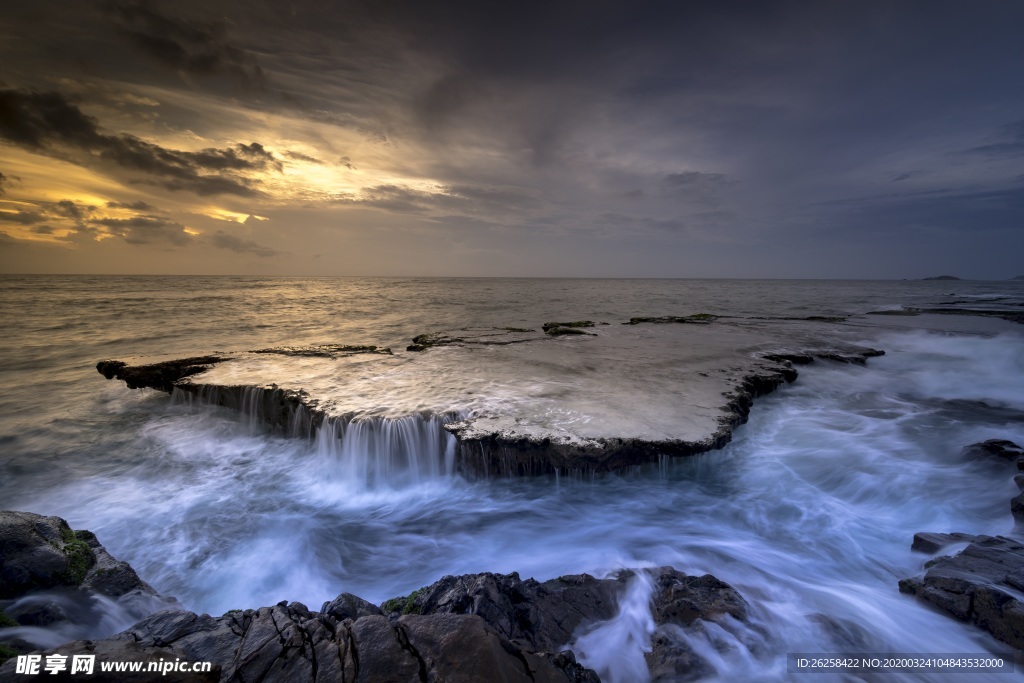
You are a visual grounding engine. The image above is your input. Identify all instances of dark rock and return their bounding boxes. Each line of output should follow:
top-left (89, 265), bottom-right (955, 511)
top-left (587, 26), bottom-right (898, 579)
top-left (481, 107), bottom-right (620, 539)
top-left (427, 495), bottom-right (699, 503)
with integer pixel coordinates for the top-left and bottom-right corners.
top-left (96, 356), bottom-right (226, 392)
top-left (964, 439), bottom-right (1024, 460)
top-left (0, 511), bottom-right (96, 598)
top-left (911, 532), bottom-right (979, 554)
top-left (1013, 494), bottom-right (1024, 524)
top-left (807, 613), bottom-right (884, 651)
top-left (762, 353), bottom-right (815, 365)
top-left (815, 348), bottom-right (885, 365)
top-left (545, 327), bottom-right (595, 336)
top-left (382, 570), bottom-right (621, 651)
top-left (624, 314), bottom-right (717, 325)
top-left (899, 535), bottom-right (1024, 649)
top-left (321, 592), bottom-right (381, 621)
top-left (650, 570), bottom-right (747, 626)
top-left (542, 321), bottom-right (596, 332)
top-left (0, 598), bottom-right (601, 683)
top-left (407, 327), bottom-right (540, 352)
top-left (0, 512), bottom-right (162, 635)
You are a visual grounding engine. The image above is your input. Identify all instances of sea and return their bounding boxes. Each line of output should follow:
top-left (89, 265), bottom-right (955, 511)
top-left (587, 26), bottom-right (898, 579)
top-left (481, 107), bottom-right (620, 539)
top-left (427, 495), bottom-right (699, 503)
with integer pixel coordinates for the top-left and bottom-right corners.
top-left (1, 276), bottom-right (1023, 682)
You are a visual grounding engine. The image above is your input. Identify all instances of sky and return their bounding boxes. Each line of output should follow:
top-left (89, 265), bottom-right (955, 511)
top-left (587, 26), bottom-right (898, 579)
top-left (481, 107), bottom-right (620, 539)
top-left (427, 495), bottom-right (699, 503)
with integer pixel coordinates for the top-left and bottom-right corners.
top-left (0, 1), bottom-right (1022, 278)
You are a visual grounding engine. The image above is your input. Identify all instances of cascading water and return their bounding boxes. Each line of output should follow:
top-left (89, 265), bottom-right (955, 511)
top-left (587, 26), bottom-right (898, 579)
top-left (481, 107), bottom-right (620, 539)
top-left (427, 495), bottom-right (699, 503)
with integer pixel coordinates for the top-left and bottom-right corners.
top-left (4, 277), bottom-right (1024, 682)
top-left (312, 413), bottom-right (459, 488)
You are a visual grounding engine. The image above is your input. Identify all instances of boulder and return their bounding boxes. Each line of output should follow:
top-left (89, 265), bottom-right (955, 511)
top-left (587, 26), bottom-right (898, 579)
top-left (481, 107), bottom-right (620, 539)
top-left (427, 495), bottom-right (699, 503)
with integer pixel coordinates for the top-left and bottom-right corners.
top-left (899, 535), bottom-right (1024, 650)
top-left (0, 512), bottom-right (156, 603)
top-left (964, 439), bottom-right (1024, 461)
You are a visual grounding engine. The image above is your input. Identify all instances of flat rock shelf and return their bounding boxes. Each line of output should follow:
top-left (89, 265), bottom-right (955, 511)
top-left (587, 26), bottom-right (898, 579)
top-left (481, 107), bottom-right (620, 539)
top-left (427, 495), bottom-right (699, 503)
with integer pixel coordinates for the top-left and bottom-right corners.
top-left (96, 316), bottom-right (885, 476)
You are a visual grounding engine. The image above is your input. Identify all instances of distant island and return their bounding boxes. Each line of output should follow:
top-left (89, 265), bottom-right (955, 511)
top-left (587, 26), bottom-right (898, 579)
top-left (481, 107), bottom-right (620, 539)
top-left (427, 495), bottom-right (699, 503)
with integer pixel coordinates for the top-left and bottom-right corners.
top-left (922, 275), bottom-right (961, 280)
top-left (1013, 275), bottom-right (1024, 281)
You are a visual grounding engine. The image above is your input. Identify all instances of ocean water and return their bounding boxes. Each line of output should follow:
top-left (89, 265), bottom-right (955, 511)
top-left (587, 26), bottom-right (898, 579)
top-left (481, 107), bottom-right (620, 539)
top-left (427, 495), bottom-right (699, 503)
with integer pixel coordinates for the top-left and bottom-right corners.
top-left (1, 276), bottom-right (1023, 681)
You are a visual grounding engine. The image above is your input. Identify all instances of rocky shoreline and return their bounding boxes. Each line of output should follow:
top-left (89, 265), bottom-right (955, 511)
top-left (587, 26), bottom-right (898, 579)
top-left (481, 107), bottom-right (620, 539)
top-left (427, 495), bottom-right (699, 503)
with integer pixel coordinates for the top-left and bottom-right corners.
top-left (1, 512), bottom-right (751, 682)
top-left (898, 439), bottom-right (1024, 652)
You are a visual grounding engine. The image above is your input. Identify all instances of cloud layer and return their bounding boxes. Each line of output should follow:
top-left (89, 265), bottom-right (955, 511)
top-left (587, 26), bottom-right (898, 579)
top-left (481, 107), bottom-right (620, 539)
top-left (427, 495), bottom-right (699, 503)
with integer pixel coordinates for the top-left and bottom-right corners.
top-left (0, 0), bottom-right (1022, 277)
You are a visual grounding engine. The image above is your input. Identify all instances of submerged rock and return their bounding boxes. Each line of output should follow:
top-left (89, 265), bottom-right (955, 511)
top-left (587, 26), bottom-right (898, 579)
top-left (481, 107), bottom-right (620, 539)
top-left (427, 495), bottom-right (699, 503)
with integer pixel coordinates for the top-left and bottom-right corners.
top-left (964, 439), bottom-right (1024, 461)
top-left (407, 327), bottom-right (538, 351)
top-left (623, 314), bottom-right (718, 325)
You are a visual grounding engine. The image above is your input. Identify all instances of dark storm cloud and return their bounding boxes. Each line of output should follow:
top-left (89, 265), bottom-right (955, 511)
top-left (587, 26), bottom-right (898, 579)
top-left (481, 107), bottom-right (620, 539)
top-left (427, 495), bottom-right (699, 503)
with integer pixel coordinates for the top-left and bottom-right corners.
top-left (92, 215), bottom-right (191, 245)
top-left (103, 1), bottom-right (265, 88)
top-left (0, 209), bottom-right (46, 225)
top-left (0, 89), bottom-right (279, 197)
top-left (31, 224), bottom-right (55, 235)
top-left (0, 170), bottom-right (11, 195)
top-left (284, 151), bottom-right (324, 165)
top-left (106, 200), bottom-right (158, 211)
top-left (209, 230), bottom-right (279, 257)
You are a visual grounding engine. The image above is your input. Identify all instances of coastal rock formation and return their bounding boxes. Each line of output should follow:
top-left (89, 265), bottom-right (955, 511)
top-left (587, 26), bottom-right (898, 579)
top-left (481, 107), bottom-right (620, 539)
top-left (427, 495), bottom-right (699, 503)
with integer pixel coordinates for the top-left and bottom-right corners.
top-left (542, 321), bottom-right (597, 336)
top-left (0, 512), bottom-right (156, 603)
top-left (900, 439), bottom-right (1024, 650)
top-left (96, 357), bottom-right (227, 393)
top-left (1, 516), bottom-right (755, 682)
top-left (899, 536), bottom-right (1024, 650)
top-left (1, 605), bottom-right (598, 683)
top-left (624, 314), bottom-right (718, 325)
top-left (0, 512), bottom-right (171, 663)
top-left (406, 327), bottom-right (537, 352)
top-left (96, 337), bottom-right (888, 478)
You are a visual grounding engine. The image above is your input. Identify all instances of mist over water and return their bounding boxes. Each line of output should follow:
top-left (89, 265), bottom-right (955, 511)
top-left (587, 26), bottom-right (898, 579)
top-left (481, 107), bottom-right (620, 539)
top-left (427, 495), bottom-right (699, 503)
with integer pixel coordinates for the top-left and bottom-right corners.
top-left (2, 276), bottom-right (1024, 681)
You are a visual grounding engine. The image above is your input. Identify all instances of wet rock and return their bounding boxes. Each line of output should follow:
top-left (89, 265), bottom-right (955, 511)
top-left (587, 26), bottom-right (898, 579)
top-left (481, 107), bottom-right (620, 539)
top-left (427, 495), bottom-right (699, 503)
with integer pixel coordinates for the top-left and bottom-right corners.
top-left (761, 353), bottom-right (815, 365)
top-left (808, 613), bottom-right (885, 651)
top-left (0, 512), bottom-right (162, 637)
top-left (407, 327), bottom-right (539, 352)
top-left (542, 321), bottom-right (596, 332)
top-left (0, 512), bottom-right (97, 598)
top-left (96, 356), bottom-right (226, 392)
top-left (964, 439), bottom-right (1024, 461)
top-left (382, 570), bottom-right (621, 651)
top-left (899, 535), bottom-right (1024, 649)
top-left (544, 326), bottom-right (595, 336)
top-left (815, 348), bottom-right (885, 365)
top-left (0, 598), bottom-right (600, 683)
top-left (650, 570), bottom-right (747, 626)
top-left (624, 314), bottom-right (718, 325)
top-left (911, 532), bottom-right (979, 554)
top-left (321, 592), bottom-right (381, 621)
